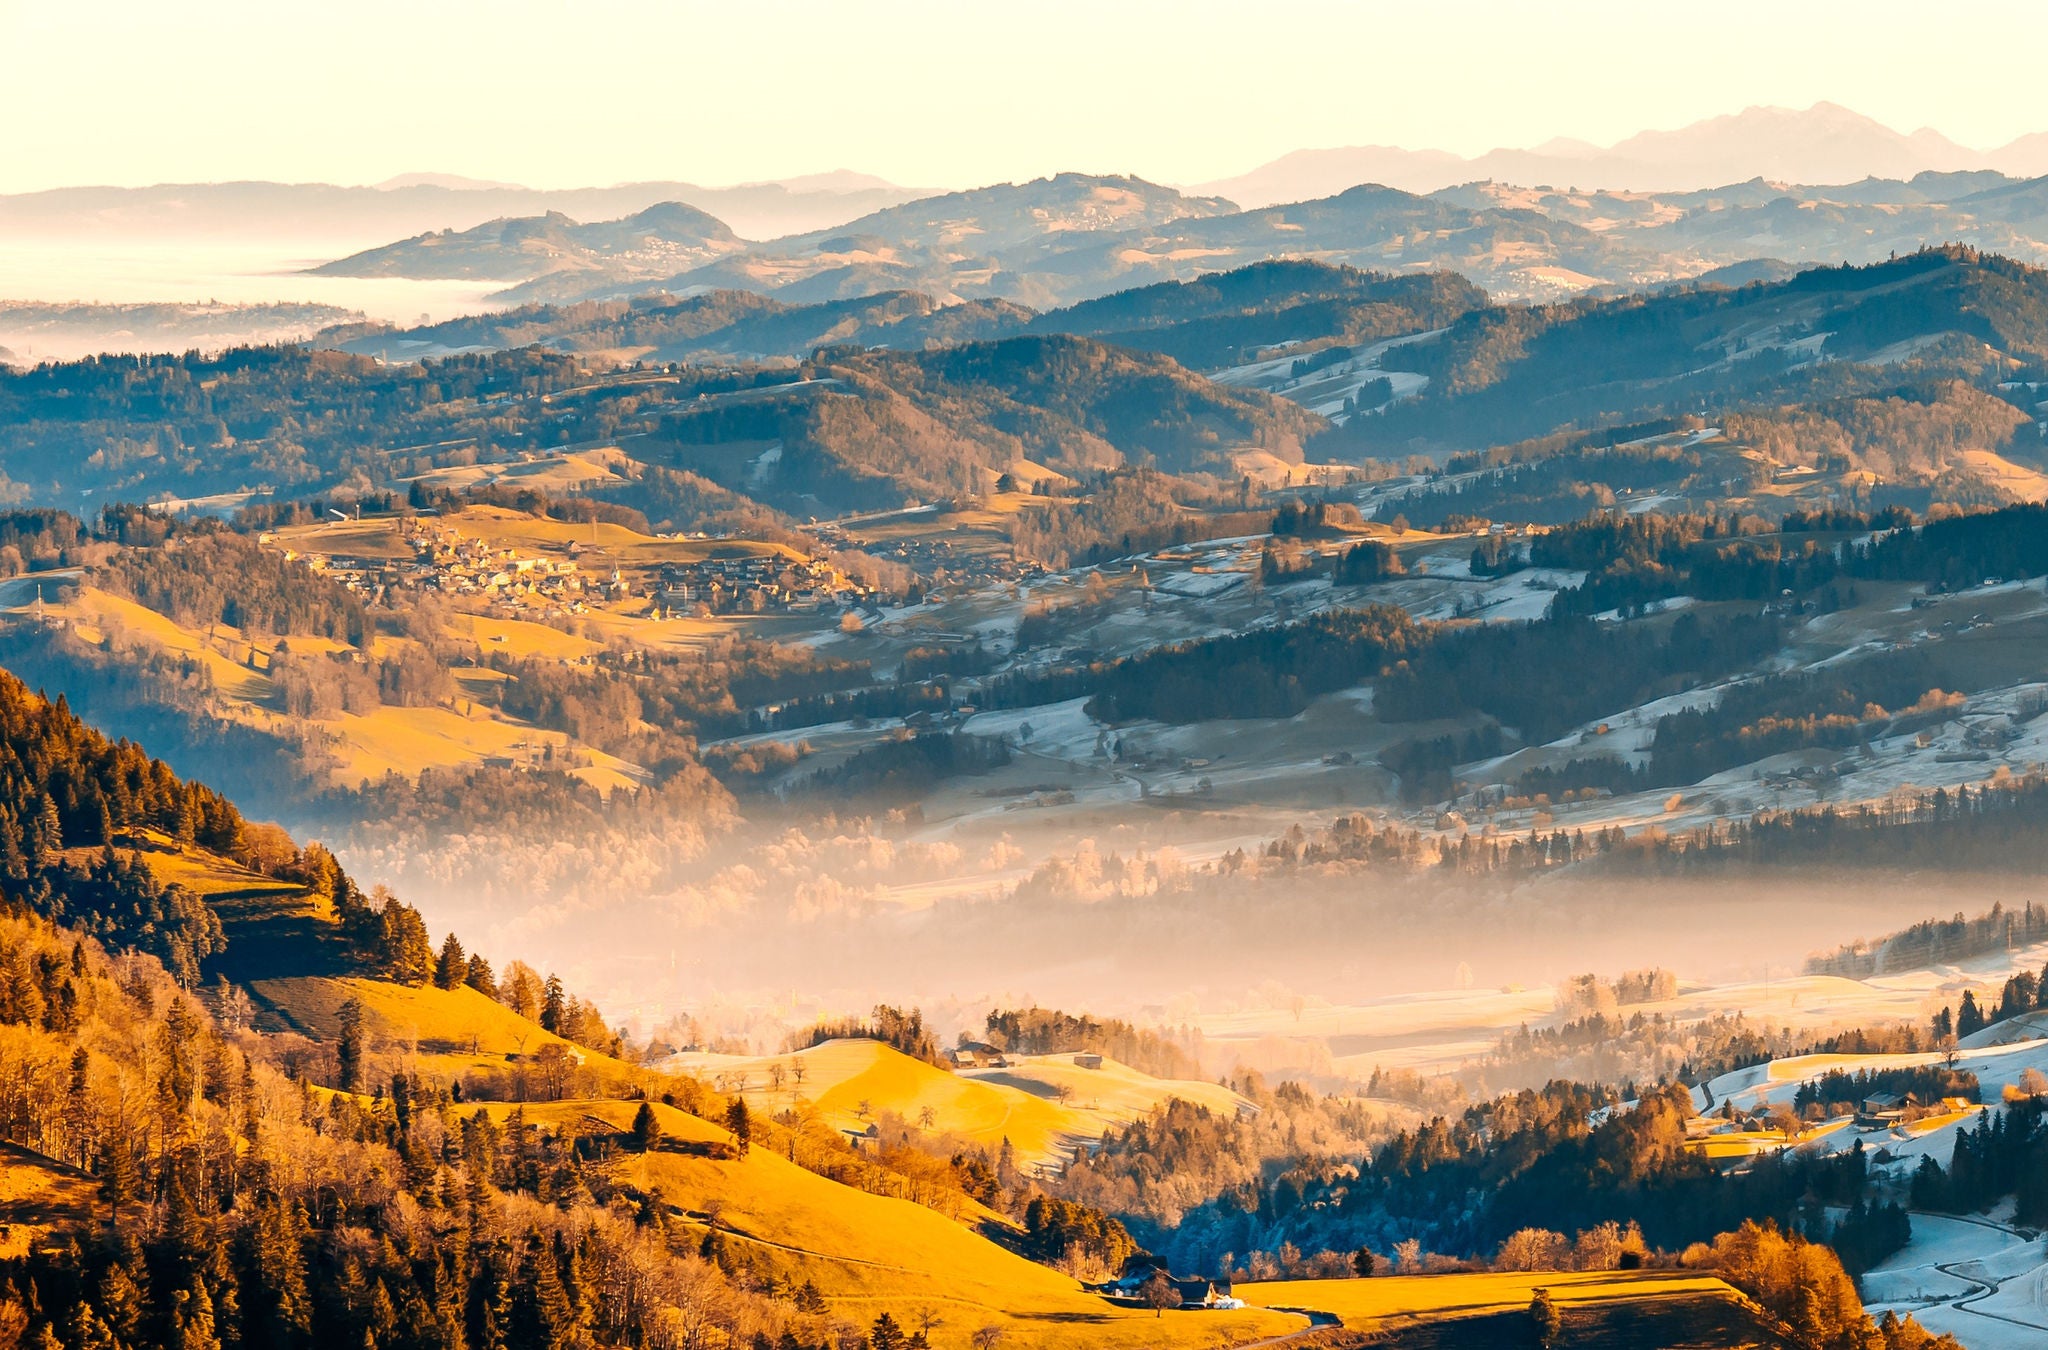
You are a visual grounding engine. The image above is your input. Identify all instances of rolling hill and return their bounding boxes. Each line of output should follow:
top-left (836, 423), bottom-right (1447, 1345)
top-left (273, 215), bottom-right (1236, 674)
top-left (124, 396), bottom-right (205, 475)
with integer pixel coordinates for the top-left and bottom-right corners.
top-left (659, 333), bottom-right (1326, 508)
top-left (1238, 1270), bottom-right (1781, 1344)
top-left (326, 259), bottom-right (1485, 374)
top-left (1328, 246), bottom-right (2048, 464)
top-left (665, 1038), bottom-right (1250, 1169)
top-left (502, 1098), bottom-right (1300, 1349)
top-left (310, 200), bottom-right (745, 284)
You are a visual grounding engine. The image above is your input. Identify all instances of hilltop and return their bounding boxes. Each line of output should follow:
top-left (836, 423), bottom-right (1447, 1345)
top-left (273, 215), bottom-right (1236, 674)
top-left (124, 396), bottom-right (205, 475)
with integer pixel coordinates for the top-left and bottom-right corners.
top-left (665, 1037), bottom-right (1251, 1171)
top-left (311, 201), bottom-right (745, 284)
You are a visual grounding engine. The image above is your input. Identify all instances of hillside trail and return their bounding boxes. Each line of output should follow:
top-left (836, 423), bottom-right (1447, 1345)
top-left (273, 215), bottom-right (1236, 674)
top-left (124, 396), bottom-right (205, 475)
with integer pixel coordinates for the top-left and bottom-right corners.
top-left (1230, 1308), bottom-right (1341, 1347)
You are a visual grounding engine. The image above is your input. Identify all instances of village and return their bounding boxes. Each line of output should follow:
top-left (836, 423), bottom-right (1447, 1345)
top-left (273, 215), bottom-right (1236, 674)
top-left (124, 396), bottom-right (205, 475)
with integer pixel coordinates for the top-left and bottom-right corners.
top-left (271, 514), bottom-right (883, 623)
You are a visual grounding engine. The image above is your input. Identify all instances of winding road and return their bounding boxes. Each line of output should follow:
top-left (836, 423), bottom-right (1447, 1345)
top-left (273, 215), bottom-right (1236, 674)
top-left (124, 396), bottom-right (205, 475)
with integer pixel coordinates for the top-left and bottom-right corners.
top-left (1877, 1211), bottom-right (2048, 1345)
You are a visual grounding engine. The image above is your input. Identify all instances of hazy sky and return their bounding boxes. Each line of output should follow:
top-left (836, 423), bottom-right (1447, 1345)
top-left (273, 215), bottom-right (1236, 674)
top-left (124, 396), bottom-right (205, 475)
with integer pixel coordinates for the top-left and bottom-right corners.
top-left (3, 0), bottom-right (2039, 193)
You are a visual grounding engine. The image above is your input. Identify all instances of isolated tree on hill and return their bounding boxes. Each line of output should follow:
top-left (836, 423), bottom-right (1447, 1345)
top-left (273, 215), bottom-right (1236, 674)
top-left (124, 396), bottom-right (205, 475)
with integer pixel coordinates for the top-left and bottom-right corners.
top-left (1529, 1288), bottom-right (1562, 1347)
top-left (1139, 1270), bottom-right (1181, 1317)
top-left (1958, 990), bottom-right (1987, 1038)
top-left (540, 975), bottom-right (567, 1033)
top-left (630, 1101), bottom-right (662, 1153)
top-left (336, 996), bottom-right (365, 1092)
top-left (725, 1096), bottom-right (751, 1154)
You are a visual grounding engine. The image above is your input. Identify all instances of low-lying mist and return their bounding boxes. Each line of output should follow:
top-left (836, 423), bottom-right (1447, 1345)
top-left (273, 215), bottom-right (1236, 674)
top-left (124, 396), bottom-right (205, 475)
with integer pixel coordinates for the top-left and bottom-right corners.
top-left (338, 797), bottom-right (1962, 1059)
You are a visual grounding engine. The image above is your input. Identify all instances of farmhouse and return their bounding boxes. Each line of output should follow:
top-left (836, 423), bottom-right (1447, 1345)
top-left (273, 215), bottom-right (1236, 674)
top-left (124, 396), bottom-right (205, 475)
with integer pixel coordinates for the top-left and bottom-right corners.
top-left (1090, 1266), bottom-right (1235, 1309)
top-left (1856, 1092), bottom-right (1909, 1128)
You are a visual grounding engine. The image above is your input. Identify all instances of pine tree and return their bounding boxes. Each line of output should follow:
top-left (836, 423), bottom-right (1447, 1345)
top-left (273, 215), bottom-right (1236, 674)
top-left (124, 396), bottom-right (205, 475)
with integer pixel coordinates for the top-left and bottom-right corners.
top-left (27, 794), bottom-right (61, 866)
top-left (100, 1120), bottom-right (138, 1222)
top-left (60, 1304), bottom-right (118, 1350)
top-left (239, 1195), bottom-right (311, 1347)
top-left (170, 1277), bottom-right (220, 1350)
top-left (540, 976), bottom-right (566, 1033)
top-left (630, 1101), bottom-right (662, 1153)
top-left (337, 997), bottom-right (365, 1093)
top-left (515, 1233), bottom-right (575, 1349)
top-left (464, 954), bottom-right (497, 998)
top-left (1958, 990), bottom-right (1987, 1038)
top-left (726, 1096), bottom-right (751, 1155)
top-left (96, 1246), bottom-right (148, 1344)
top-left (434, 934), bottom-right (468, 991)
top-left (378, 903), bottom-right (434, 986)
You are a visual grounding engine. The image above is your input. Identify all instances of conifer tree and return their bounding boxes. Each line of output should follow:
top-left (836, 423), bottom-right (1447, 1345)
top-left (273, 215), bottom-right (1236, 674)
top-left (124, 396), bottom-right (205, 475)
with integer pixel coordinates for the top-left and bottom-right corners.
top-left (1958, 990), bottom-right (1987, 1037)
top-left (726, 1096), bottom-right (752, 1154)
top-left (630, 1101), bottom-right (662, 1153)
top-left (337, 996), bottom-right (366, 1092)
top-left (435, 933), bottom-right (468, 991)
top-left (465, 954), bottom-right (498, 998)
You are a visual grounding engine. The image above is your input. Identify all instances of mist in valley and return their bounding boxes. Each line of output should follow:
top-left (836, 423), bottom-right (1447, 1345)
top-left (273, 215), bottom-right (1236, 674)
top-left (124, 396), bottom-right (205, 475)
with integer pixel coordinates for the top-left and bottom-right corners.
top-left (344, 791), bottom-right (1983, 1068)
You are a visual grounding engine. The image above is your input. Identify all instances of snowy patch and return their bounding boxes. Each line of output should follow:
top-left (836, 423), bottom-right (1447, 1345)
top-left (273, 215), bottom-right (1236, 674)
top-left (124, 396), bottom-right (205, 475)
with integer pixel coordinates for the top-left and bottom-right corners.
top-left (1153, 571), bottom-right (1248, 599)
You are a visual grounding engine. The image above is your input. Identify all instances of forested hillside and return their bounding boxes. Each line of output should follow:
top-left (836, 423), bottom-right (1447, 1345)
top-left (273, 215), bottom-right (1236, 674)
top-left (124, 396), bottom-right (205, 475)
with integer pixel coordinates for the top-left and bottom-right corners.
top-left (1334, 248), bottom-right (2048, 460)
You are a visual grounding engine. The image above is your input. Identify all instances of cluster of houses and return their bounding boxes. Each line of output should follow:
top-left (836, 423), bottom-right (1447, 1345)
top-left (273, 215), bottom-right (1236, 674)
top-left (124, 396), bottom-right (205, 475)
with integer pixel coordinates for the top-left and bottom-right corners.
top-left (1685, 1089), bottom-right (1978, 1158)
top-left (806, 520), bottom-right (1044, 585)
top-left (279, 524), bottom-right (608, 613)
top-left (652, 555), bottom-right (873, 616)
top-left (279, 521), bottom-right (895, 623)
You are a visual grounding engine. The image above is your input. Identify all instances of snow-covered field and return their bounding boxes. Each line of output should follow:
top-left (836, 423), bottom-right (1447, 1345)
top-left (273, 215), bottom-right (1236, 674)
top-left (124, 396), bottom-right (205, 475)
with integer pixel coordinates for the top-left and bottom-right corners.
top-left (1866, 1213), bottom-right (2048, 1350)
top-left (1210, 328), bottom-right (1443, 422)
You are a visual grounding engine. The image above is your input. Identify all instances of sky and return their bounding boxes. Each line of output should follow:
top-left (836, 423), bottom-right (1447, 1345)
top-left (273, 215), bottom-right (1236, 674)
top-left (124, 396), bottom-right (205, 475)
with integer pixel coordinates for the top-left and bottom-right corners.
top-left (1, 0), bottom-right (2040, 193)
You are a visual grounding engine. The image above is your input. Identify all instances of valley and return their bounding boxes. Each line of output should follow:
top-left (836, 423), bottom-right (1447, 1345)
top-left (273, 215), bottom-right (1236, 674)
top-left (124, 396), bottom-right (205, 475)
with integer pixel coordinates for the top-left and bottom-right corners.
top-left (9, 66), bottom-right (2048, 1346)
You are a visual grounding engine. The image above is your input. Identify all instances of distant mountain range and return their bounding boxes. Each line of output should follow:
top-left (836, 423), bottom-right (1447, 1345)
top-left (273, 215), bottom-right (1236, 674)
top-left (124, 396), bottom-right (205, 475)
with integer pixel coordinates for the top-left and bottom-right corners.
top-left (1198, 103), bottom-right (2048, 206)
top-left (313, 167), bottom-right (2048, 312)
top-left (0, 174), bottom-right (929, 245)
top-left (493, 173), bottom-right (1241, 308)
